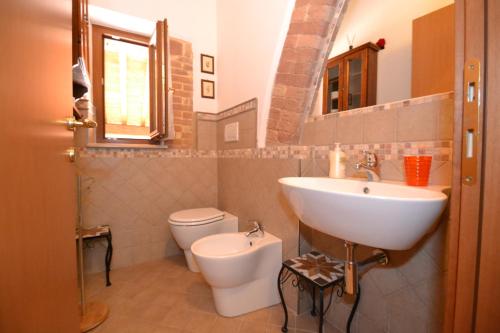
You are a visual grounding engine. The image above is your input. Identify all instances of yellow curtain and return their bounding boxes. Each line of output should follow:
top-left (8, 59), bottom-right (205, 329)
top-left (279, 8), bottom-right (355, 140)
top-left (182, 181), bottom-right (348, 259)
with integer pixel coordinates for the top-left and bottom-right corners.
top-left (104, 38), bottom-right (149, 128)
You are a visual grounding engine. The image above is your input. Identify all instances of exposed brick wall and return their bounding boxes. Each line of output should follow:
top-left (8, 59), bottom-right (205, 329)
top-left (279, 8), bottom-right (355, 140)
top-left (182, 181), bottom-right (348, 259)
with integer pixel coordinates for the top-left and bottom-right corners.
top-left (266, 0), bottom-right (348, 146)
top-left (169, 37), bottom-right (194, 148)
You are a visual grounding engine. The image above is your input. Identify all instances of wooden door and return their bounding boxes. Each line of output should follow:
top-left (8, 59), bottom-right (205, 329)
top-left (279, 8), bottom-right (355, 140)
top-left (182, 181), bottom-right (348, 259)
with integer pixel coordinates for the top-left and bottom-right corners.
top-left (474, 1), bottom-right (500, 331)
top-left (445, 0), bottom-right (484, 331)
top-left (445, 0), bottom-right (500, 332)
top-left (0, 0), bottom-right (79, 332)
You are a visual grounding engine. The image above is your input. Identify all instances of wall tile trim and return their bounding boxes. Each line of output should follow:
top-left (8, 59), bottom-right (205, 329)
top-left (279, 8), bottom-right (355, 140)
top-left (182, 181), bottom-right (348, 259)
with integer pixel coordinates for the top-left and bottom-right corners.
top-left (79, 148), bottom-right (217, 159)
top-left (306, 91), bottom-right (454, 123)
top-left (196, 98), bottom-right (258, 121)
top-left (80, 140), bottom-right (452, 162)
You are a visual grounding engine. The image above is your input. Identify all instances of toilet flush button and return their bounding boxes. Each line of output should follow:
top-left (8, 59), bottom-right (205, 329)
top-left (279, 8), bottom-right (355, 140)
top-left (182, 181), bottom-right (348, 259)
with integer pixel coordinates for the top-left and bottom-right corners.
top-left (224, 122), bottom-right (239, 142)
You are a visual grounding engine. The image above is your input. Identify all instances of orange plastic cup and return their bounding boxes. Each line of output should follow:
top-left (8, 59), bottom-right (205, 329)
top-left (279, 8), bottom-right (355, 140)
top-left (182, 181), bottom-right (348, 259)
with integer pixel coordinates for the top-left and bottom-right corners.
top-left (404, 155), bottom-right (432, 186)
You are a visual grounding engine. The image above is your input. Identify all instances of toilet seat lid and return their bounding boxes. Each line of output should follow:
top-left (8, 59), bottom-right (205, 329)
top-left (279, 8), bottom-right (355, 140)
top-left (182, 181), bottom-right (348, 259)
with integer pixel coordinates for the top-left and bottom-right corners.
top-left (169, 208), bottom-right (224, 226)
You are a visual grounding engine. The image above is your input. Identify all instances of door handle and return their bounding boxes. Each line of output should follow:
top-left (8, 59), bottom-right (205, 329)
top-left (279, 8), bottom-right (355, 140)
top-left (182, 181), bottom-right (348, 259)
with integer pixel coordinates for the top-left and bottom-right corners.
top-left (65, 117), bottom-right (97, 131)
top-left (65, 147), bottom-right (76, 163)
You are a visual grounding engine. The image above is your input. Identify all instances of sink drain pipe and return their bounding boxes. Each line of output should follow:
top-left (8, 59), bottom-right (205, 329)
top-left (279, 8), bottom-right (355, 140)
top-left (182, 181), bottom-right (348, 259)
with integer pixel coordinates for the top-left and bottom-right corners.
top-left (344, 242), bottom-right (389, 296)
top-left (343, 241), bottom-right (388, 332)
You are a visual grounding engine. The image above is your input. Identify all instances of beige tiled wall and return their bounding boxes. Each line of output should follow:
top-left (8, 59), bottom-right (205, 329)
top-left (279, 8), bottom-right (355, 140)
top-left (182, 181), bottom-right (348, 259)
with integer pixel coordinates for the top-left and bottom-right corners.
top-left (195, 99), bottom-right (258, 151)
top-left (218, 158), bottom-right (299, 259)
top-left (301, 93), bottom-right (454, 185)
top-left (78, 155), bottom-right (217, 273)
top-left (216, 110), bottom-right (257, 150)
top-left (217, 157), bottom-right (301, 310)
top-left (196, 120), bottom-right (217, 151)
top-left (302, 93), bottom-right (454, 145)
top-left (308, 144), bottom-right (452, 186)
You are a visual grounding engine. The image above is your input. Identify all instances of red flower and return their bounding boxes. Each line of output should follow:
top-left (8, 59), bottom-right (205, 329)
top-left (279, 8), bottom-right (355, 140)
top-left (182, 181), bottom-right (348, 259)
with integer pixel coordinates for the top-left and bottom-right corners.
top-left (376, 38), bottom-right (386, 49)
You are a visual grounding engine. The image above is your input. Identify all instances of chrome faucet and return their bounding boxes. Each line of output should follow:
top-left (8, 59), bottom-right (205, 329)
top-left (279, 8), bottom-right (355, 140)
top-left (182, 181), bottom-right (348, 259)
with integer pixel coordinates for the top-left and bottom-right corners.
top-left (245, 221), bottom-right (264, 237)
top-left (354, 151), bottom-right (380, 182)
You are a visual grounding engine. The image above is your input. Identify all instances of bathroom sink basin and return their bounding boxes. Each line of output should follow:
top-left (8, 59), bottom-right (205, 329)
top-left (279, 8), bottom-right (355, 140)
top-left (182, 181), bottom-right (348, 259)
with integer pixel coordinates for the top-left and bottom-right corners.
top-left (279, 177), bottom-right (448, 250)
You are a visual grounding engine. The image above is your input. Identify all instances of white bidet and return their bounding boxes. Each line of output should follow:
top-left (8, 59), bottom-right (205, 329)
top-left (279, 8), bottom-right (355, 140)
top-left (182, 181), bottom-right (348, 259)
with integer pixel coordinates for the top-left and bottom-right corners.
top-left (191, 232), bottom-right (282, 317)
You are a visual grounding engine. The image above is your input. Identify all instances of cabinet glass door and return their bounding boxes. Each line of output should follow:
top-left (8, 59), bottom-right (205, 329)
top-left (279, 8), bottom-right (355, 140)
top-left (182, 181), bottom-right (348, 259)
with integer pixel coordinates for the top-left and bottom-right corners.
top-left (346, 55), bottom-right (363, 110)
top-left (326, 63), bottom-right (341, 113)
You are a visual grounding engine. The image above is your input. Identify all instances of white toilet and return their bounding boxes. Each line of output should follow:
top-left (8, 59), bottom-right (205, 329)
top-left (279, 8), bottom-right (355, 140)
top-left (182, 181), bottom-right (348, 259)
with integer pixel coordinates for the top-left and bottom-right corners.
top-left (168, 208), bottom-right (238, 272)
top-left (191, 231), bottom-right (282, 317)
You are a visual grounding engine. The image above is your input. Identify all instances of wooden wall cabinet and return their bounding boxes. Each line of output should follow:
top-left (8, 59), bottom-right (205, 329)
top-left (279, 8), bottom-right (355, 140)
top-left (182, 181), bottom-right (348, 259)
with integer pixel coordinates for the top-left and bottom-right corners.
top-left (322, 42), bottom-right (379, 114)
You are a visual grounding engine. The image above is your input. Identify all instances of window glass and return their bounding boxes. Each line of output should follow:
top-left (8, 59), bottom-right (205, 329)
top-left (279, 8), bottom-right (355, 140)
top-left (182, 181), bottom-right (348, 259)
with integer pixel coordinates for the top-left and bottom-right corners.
top-left (104, 37), bottom-right (149, 139)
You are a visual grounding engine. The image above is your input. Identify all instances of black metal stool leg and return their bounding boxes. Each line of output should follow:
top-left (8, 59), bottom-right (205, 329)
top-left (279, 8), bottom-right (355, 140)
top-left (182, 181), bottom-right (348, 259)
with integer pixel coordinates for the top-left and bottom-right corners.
top-left (105, 231), bottom-right (113, 286)
top-left (311, 285), bottom-right (316, 316)
top-left (277, 266), bottom-right (288, 332)
top-left (319, 287), bottom-right (324, 333)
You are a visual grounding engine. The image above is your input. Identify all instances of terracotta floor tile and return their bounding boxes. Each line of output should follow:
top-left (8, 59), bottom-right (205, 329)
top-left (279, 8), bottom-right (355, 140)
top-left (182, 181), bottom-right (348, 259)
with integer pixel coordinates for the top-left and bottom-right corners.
top-left (183, 310), bottom-right (218, 332)
top-left (160, 307), bottom-right (192, 330)
top-left (151, 325), bottom-right (187, 333)
top-left (239, 321), bottom-right (270, 333)
top-left (267, 324), bottom-right (295, 333)
top-left (294, 312), bottom-right (321, 332)
top-left (268, 304), bottom-right (293, 327)
top-left (193, 294), bottom-right (217, 313)
top-left (212, 316), bottom-right (243, 333)
top-left (86, 255), bottom-right (282, 333)
top-left (240, 307), bottom-right (272, 322)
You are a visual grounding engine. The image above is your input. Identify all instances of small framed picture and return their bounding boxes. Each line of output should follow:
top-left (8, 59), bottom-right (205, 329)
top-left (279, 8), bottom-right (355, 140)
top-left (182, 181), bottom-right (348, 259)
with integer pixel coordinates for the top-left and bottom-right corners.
top-left (201, 54), bottom-right (214, 74)
top-left (201, 79), bottom-right (215, 99)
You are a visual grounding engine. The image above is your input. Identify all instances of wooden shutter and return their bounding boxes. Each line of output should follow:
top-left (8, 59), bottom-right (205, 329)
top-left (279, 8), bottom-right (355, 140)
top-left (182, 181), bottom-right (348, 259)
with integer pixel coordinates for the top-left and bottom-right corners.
top-left (149, 19), bottom-right (169, 142)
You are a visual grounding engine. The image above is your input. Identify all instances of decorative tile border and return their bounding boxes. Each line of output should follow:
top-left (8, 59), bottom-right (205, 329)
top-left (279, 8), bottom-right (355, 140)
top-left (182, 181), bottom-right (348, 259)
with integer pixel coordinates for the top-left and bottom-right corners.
top-left (197, 98), bottom-right (257, 122)
top-left (78, 148), bottom-right (217, 159)
top-left (307, 91), bottom-right (454, 123)
top-left (218, 146), bottom-right (311, 160)
top-left (218, 141), bottom-right (452, 162)
top-left (314, 141), bottom-right (452, 162)
top-left (195, 112), bottom-right (218, 121)
top-left (80, 140), bottom-right (451, 162)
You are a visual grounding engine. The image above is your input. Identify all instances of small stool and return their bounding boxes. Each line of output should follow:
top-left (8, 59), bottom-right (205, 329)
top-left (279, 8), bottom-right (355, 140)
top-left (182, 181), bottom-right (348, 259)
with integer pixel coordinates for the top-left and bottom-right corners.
top-left (76, 225), bottom-right (113, 286)
top-left (277, 251), bottom-right (345, 333)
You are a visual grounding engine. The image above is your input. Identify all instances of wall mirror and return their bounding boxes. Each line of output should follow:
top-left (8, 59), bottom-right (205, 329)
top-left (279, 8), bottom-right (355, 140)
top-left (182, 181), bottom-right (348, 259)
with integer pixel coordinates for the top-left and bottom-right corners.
top-left (311, 0), bottom-right (455, 116)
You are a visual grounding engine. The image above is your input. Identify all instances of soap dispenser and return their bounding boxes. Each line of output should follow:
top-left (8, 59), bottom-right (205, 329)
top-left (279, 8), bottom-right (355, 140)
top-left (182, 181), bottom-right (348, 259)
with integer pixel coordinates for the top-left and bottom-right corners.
top-left (329, 143), bottom-right (347, 178)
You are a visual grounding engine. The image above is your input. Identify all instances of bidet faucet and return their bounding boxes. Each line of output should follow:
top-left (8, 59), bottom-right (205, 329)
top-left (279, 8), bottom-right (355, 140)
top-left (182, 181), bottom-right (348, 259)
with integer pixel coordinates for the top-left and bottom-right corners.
top-left (354, 151), bottom-right (380, 182)
top-left (245, 221), bottom-right (264, 237)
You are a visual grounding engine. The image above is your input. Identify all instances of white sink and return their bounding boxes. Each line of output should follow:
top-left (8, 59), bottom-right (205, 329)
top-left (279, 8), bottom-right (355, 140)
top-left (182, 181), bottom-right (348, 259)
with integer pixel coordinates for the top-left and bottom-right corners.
top-left (279, 177), bottom-right (448, 250)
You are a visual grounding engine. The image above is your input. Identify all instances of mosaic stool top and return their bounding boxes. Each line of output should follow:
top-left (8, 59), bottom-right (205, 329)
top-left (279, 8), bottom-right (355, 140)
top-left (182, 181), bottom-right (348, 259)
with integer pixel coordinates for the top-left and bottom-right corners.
top-left (283, 251), bottom-right (344, 287)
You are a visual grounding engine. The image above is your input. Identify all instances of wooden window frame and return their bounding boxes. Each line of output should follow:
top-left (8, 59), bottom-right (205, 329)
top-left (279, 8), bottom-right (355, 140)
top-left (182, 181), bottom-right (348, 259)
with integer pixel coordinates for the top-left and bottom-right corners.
top-left (92, 24), bottom-right (155, 144)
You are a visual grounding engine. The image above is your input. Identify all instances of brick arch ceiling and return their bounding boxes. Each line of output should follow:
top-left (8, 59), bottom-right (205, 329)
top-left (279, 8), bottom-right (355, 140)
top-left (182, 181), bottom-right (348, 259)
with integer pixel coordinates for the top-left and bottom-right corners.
top-left (266, 0), bottom-right (348, 146)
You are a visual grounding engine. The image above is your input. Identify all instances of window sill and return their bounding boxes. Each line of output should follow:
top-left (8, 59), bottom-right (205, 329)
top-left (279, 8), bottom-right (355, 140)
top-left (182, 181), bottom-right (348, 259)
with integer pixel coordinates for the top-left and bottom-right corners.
top-left (86, 143), bottom-right (169, 149)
